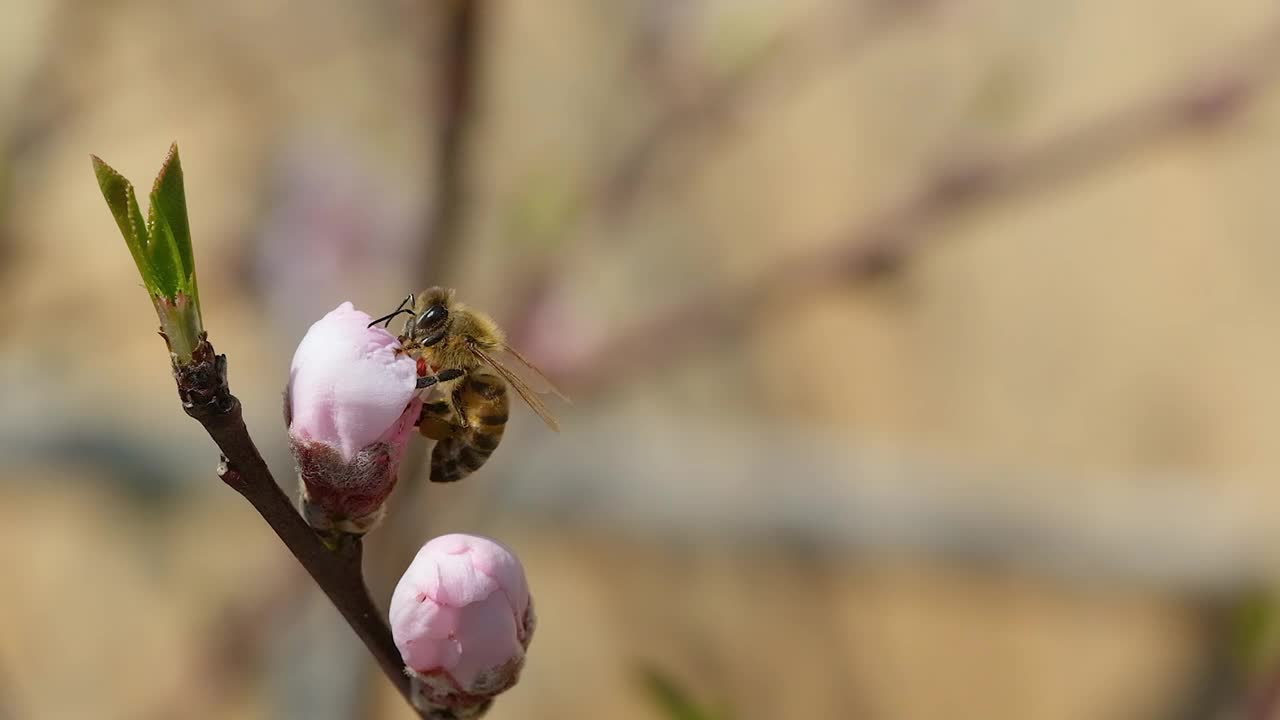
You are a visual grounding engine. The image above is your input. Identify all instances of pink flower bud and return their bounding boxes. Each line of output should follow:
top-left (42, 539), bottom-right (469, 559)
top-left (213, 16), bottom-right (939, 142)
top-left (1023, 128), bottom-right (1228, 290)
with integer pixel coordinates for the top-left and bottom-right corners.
top-left (389, 534), bottom-right (535, 716)
top-left (286, 302), bottom-right (422, 535)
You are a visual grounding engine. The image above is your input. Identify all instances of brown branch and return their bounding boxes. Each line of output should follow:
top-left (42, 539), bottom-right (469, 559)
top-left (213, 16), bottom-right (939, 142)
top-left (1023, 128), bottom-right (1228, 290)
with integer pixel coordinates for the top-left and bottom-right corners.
top-left (599, 0), bottom-right (922, 220)
top-left (1246, 595), bottom-right (1280, 720)
top-left (1163, 601), bottom-right (1249, 720)
top-left (172, 338), bottom-right (432, 719)
top-left (505, 0), bottom-right (926, 343)
top-left (0, 653), bottom-right (14, 720)
top-left (389, 0), bottom-right (486, 515)
top-left (381, 0), bottom-right (488, 561)
top-left (344, 4), bottom-right (490, 715)
top-left (557, 15), bottom-right (1280, 397)
top-left (420, 0), bottom-right (484, 281)
top-left (1248, 661), bottom-right (1280, 720)
top-left (373, 0), bottom-right (487, 583)
top-left (141, 569), bottom-right (309, 720)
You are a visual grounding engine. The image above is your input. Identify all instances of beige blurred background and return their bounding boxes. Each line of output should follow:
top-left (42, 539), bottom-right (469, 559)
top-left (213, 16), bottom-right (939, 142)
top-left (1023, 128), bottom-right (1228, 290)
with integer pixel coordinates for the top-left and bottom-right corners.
top-left (4, 0), bottom-right (1280, 718)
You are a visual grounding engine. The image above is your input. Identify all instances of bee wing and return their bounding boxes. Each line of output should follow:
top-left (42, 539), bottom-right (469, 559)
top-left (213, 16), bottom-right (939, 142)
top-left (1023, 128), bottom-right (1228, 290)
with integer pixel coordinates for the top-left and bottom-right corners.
top-left (494, 344), bottom-right (569, 402)
top-left (469, 344), bottom-right (562, 432)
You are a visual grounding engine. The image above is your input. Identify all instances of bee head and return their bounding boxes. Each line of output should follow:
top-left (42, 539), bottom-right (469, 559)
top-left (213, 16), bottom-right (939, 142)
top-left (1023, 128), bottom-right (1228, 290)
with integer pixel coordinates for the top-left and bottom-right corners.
top-left (412, 287), bottom-right (455, 347)
top-left (414, 303), bottom-right (449, 346)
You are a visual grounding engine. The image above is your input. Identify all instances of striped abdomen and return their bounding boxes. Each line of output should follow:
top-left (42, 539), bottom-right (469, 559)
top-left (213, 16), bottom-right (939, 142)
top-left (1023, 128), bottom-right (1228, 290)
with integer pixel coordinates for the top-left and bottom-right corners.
top-left (428, 371), bottom-right (508, 483)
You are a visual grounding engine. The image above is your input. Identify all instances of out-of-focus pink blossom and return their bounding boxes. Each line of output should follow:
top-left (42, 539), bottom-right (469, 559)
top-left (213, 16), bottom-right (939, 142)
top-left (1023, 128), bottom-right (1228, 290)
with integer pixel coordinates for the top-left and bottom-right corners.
top-left (286, 302), bottom-right (421, 535)
top-left (389, 534), bottom-right (534, 715)
top-left (510, 283), bottom-right (602, 380)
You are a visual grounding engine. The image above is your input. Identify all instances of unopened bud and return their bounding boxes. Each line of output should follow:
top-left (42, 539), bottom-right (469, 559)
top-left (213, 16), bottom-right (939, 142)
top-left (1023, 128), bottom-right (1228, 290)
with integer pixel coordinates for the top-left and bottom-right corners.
top-left (286, 302), bottom-right (421, 536)
top-left (389, 534), bottom-right (535, 717)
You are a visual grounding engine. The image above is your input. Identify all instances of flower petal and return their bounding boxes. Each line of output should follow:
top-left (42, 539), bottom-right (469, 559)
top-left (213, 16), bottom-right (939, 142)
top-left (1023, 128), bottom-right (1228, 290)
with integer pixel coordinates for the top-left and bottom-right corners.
top-left (389, 534), bottom-right (534, 696)
top-left (288, 302), bottom-right (418, 461)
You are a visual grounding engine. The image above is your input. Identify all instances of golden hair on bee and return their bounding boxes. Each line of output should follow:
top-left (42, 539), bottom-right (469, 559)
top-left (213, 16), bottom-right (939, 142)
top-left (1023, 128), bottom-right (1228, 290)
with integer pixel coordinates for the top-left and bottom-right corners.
top-left (369, 286), bottom-right (564, 435)
top-left (413, 287), bottom-right (505, 353)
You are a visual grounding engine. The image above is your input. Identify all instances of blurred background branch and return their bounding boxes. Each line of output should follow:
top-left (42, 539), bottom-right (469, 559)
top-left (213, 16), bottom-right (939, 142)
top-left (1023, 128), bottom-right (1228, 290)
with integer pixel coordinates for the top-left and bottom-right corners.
top-left (509, 416), bottom-right (1276, 593)
top-left (554, 11), bottom-right (1280, 398)
top-left (358, 1), bottom-right (491, 716)
top-left (419, 0), bottom-right (485, 280)
top-left (140, 569), bottom-right (308, 720)
top-left (595, 0), bottom-right (921, 221)
top-left (374, 0), bottom-right (488, 579)
top-left (505, 0), bottom-right (929, 345)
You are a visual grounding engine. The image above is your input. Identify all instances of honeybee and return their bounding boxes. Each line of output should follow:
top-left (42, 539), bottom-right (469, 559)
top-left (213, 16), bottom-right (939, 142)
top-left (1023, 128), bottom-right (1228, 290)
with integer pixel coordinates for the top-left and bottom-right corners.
top-left (368, 287), bottom-right (564, 483)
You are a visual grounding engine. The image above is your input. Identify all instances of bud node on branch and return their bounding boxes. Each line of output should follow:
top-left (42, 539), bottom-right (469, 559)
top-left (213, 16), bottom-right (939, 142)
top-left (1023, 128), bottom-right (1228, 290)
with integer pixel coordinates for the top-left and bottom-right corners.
top-left (175, 337), bottom-right (233, 416)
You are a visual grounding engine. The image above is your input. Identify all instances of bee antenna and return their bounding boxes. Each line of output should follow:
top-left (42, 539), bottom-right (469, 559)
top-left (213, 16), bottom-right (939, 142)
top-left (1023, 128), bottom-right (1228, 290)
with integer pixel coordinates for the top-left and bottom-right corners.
top-left (367, 308), bottom-right (415, 328)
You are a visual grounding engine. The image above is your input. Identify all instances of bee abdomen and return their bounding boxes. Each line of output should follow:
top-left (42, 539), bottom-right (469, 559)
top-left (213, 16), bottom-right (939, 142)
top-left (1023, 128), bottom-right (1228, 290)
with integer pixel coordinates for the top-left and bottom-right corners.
top-left (429, 436), bottom-right (492, 483)
top-left (429, 372), bottom-right (509, 483)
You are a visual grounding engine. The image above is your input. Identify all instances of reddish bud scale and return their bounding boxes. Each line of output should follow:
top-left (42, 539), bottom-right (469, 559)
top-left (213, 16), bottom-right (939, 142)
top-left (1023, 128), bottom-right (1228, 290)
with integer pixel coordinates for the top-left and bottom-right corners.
top-left (294, 439), bottom-right (396, 521)
top-left (286, 302), bottom-right (423, 536)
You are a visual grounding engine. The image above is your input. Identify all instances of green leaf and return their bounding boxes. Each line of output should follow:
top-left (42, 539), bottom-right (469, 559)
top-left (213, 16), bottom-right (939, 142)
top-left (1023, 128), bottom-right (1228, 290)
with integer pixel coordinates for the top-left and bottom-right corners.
top-left (1234, 592), bottom-right (1280, 671)
top-left (91, 156), bottom-right (133, 241)
top-left (638, 665), bottom-right (724, 720)
top-left (149, 143), bottom-right (199, 311)
top-left (92, 145), bottom-right (204, 364)
top-left (92, 156), bottom-right (157, 292)
top-left (144, 190), bottom-right (184, 301)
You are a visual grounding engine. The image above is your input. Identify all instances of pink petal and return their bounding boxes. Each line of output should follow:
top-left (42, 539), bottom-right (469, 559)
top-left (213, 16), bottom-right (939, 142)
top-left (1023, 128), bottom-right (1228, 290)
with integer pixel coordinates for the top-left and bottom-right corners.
top-left (288, 302), bottom-right (418, 461)
top-left (448, 592), bottom-right (524, 689)
top-left (420, 534), bottom-right (529, 613)
top-left (391, 598), bottom-right (464, 673)
top-left (389, 534), bottom-right (533, 692)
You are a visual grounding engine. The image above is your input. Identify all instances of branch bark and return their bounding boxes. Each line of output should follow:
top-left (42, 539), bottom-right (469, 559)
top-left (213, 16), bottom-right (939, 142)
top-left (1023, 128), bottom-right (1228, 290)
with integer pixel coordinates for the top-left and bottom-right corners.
top-left (173, 337), bottom-right (432, 719)
top-left (1247, 662), bottom-right (1280, 720)
top-left (505, 0), bottom-right (921, 343)
top-left (557, 14), bottom-right (1280, 397)
top-left (420, 0), bottom-right (484, 282)
top-left (381, 0), bottom-right (488, 576)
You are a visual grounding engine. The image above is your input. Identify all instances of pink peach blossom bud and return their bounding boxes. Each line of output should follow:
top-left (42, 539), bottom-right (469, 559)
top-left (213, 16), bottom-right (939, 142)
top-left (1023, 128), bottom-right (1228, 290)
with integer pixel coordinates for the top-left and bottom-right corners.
top-left (286, 302), bottom-right (422, 535)
top-left (389, 534), bottom-right (535, 717)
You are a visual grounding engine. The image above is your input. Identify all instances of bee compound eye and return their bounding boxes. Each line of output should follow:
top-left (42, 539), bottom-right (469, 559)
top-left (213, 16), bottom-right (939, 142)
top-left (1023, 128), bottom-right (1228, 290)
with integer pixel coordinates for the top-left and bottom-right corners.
top-left (416, 304), bottom-right (448, 331)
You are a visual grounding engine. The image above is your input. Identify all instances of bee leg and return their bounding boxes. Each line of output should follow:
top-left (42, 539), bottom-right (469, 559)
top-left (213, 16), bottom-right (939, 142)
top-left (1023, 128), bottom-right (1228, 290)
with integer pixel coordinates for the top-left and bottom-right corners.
top-left (450, 382), bottom-right (471, 430)
top-left (415, 368), bottom-right (465, 390)
top-left (429, 374), bottom-right (507, 483)
top-left (417, 399), bottom-right (462, 440)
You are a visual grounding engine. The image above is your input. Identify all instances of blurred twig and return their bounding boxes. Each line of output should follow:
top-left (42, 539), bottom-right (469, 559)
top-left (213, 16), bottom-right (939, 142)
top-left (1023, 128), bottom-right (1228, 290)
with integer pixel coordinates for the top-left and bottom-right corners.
top-left (383, 0), bottom-right (488, 536)
top-left (0, 158), bottom-right (13, 335)
top-left (1164, 600), bottom-right (1251, 720)
top-left (378, 0), bottom-right (488, 572)
top-left (507, 0), bottom-right (924, 340)
top-left (1248, 663), bottom-right (1280, 720)
top-left (0, 654), bottom-right (15, 720)
top-left (420, 0), bottom-right (484, 280)
top-left (556, 14), bottom-right (1280, 397)
top-left (0, 0), bottom-right (81, 339)
top-left (1245, 597), bottom-right (1280, 720)
top-left (599, 0), bottom-right (891, 220)
top-left (511, 412), bottom-right (1276, 592)
top-left (639, 664), bottom-right (725, 720)
top-left (141, 570), bottom-right (310, 720)
top-left (365, 1), bottom-right (489, 714)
